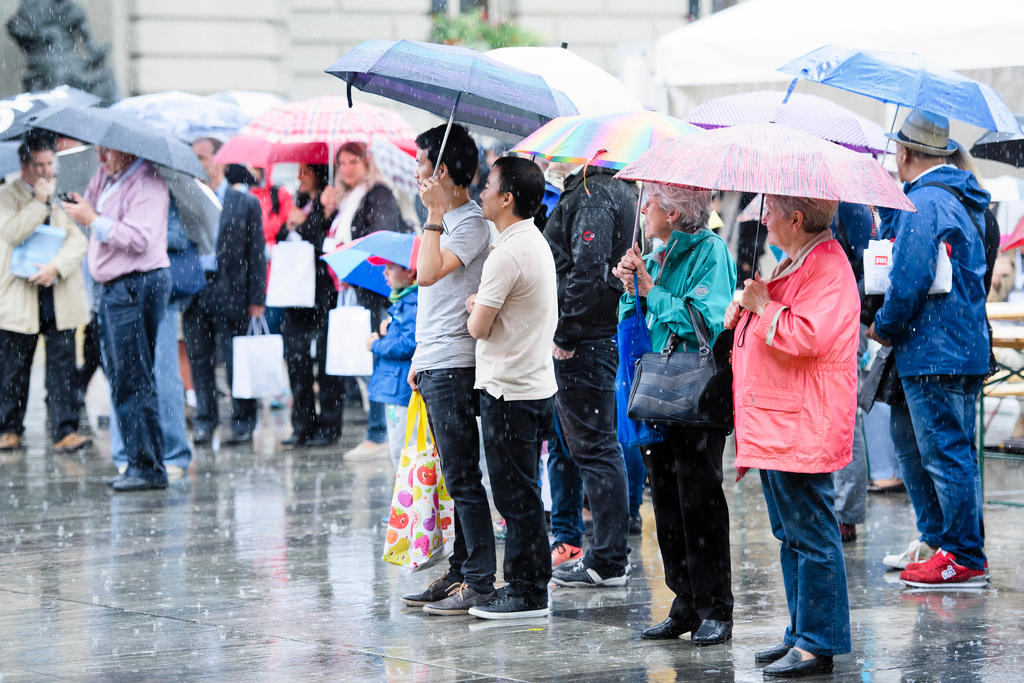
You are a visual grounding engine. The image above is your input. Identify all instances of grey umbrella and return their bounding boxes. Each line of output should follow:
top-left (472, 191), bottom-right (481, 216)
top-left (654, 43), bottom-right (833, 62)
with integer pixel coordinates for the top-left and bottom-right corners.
top-left (27, 105), bottom-right (206, 178)
top-left (0, 85), bottom-right (101, 141)
top-left (55, 143), bottom-right (218, 255)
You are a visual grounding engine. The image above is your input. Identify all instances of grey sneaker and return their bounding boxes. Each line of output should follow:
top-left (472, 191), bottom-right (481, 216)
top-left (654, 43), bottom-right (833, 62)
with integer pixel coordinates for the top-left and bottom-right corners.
top-left (551, 559), bottom-right (630, 587)
top-left (399, 575), bottom-right (459, 607)
top-left (423, 582), bottom-right (495, 615)
top-left (468, 587), bottom-right (549, 620)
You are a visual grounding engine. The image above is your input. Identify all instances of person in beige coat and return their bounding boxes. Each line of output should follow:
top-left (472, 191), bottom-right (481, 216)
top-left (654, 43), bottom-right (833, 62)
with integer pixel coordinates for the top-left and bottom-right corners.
top-left (0, 130), bottom-right (90, 453)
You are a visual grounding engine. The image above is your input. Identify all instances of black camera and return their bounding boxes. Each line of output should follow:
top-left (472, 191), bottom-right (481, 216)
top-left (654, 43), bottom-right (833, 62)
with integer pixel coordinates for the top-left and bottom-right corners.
top-left (58, 192), bottom-right (77, 203)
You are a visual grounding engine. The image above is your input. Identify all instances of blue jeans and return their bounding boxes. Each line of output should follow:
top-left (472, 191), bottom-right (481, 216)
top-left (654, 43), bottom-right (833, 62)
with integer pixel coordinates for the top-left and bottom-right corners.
top-left (622, 443), bottom-right (647, 518)
top-left (110, 300), bottom-right (192, 470)
top-left (760, 469), bottom-right (851, 656)
top-left (864, 402), bottom-right (900, 480)
top-left (893, 374), bottom-right (986, 569)
top-left (98, 269), bottom-right (171, 484)
top-left (547, 413), bottom-right (584, 547)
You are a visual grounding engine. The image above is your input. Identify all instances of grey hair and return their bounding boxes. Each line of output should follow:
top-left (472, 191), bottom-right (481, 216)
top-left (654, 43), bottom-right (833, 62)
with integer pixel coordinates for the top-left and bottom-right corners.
top-left (768, 195), bottom-right (838, 234)
top-left (647, 184), bottom-right (712, 233)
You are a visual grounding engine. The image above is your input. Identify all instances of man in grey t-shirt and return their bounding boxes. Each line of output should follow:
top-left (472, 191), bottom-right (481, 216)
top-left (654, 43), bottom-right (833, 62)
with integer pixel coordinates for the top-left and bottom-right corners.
top-left (398, 123), bottom-right (497, 615)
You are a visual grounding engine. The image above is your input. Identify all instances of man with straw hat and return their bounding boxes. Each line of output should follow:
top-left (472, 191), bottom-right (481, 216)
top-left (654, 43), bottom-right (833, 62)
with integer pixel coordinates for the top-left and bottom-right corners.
top-left (867, 109), bottom-right (991, 588)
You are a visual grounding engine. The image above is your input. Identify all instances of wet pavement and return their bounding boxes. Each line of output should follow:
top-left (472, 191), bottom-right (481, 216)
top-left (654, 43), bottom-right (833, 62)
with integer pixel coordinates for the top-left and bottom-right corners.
top-left (2, 367), bottom-right (1024, 680)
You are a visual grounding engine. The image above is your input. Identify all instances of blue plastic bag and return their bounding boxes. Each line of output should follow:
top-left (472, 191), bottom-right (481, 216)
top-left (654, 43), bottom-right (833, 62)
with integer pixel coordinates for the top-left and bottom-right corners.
top-left (10, 224), bottom-right (64, 278)
top-left (615, 275), bottom-right (663, 448)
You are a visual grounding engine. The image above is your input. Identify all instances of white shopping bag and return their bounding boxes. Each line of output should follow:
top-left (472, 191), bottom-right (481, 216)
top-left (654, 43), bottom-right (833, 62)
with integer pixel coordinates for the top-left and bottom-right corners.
top-left (266, 238), bottom-right (315, 308)
top-left (863, 239), bottom-right (952, 295)
top-left (326, 305), bottom-right (375, 376)
top-left (232, 317), bottom-right (288, 398)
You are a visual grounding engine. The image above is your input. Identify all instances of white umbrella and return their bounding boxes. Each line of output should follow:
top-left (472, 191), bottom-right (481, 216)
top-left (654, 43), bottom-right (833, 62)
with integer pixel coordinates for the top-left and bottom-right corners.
top-left (486, 46), bottom-right (644, 116)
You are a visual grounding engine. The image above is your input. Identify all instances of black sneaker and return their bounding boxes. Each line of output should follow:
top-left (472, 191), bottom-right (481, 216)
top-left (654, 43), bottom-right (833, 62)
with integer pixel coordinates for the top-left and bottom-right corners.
top-left (628, 515), bottom-right (642, 535)
top-left (423, 582), bottom-right (495, 615)
top-left (468, 587), bottom-right (549, 620)
top-left (399, 575), bottom-right (460, 606)
top-left (551, 559), bottom-right (630, 587)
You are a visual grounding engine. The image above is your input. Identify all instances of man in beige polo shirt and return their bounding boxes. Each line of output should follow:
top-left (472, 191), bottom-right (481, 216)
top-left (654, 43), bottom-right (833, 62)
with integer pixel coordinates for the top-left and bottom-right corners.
top-left (464, 156), bottom-right (558, 620)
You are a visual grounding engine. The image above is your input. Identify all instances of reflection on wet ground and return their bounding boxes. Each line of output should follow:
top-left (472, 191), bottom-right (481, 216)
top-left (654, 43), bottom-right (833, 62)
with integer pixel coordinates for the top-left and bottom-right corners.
top-left (1, 369), bottom-right (1023, 680)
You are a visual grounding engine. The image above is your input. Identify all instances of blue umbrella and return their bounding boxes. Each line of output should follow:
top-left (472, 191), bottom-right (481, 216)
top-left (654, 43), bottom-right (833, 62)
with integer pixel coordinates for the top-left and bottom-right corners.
top-left (0, 85), bottom-right (100, 140)
top-left (779, 46), bottom-right (1021, 133)
top-left (111, 91), bottom-right (252, 142)
top-left (325, 39), bottom-right (578, 142)
top-left (321, 231), bottom-right (421, 297)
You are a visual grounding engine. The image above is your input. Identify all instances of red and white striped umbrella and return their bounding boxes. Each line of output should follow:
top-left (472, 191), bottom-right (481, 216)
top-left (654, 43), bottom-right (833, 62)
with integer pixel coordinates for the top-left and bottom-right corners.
top-left (239, 96), bottom-right (417, 154)
top-left (616, 123), bottom-right (915, 211)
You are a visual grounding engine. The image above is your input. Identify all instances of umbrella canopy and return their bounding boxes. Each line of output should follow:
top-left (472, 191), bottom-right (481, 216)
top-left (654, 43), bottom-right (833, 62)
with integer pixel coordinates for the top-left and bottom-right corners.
top-left (208, 90), bottom-right (286, 119)
top-left (485, 46), bottom-right (644, 116)
top-left (111, 91), bottom-right (251, 142)
top-left (27, 105), bottom-right (206, 178)
top-left (0, 85), bottom-right (100, 140)
top-left (615, 123), bottom-right (916, 211)
top-left (688, 90), bottom-right (888, 155)
top-left (512, 111), bottom-right (699, 170)
top-left (214, 134), bottom-right (333, 167)
top-left (325, 39), bottom-right (578, 139)
top-left (971, 115), bottom-right (1024, 167)
top-left (779, 46), bottom-right (1021, 133)
top-left (0, 141), bottom-right (21, 176)
top-left (1000, 214), bottom-right (1024, 252)
top-left (321, 231), bottom-right (420, 297)
top-left (238, 96), bottom-right (417, 154)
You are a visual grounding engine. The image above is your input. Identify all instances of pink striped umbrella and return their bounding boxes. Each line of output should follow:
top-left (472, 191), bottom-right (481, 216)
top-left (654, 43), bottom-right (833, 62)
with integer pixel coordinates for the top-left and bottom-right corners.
top-left (615, 123), bottom-right (915, 211)
top-left (687, 90), bottom-right (888, 155)
top-left (239, 96), bottom-right (417, 154)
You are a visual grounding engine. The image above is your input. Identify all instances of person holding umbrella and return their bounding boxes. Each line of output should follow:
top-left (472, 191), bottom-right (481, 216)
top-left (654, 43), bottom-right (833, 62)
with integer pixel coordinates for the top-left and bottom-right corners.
top-left (612, 183), bottom-right (736, 644)
top-left (63, 146), bottom-right (172, 491)
top-left (725, 194), bottom-right (857, 676)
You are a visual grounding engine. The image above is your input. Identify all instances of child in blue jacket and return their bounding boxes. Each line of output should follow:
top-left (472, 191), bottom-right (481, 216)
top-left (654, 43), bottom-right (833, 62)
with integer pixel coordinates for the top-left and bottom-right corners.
top-left (367, 262), bottom-right (417, 468)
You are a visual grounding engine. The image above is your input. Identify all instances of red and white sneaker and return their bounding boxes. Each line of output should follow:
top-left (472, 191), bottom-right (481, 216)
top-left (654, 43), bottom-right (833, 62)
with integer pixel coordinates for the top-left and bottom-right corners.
top-left (899, 549), bottom-right (988, 589)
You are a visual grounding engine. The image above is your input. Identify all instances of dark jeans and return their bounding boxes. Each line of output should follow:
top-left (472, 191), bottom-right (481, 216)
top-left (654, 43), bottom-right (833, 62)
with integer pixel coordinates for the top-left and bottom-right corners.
top-left (98, 269), bottom-right (171, 484)
top-left (553, 338), bottom-right (629, 575)
top-left (416, 366), bottom-right (495, 593)
top-left (480, 392), bottom-right (553, 598)
top-left (644, 425), bottom-right (733, 622)
top-left (622, 443), bottom-right (647, 518)
top-left (893, 374), bottom-right (986, 569)
top-left (760, 469), bottom-right (851, 656)
top-left (282, 306), bottom-right (343, 440)
top-left (547, 413), bottom-right (584, 547)
top-left (183, 286), bottom-right (257, 434)
top-left (0, 287), bottom-right (78, 439)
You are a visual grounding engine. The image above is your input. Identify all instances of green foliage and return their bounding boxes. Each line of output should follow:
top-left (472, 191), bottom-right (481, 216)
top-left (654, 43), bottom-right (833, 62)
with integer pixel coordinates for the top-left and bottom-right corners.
top-left (430, 9), bottom-right (543, 50)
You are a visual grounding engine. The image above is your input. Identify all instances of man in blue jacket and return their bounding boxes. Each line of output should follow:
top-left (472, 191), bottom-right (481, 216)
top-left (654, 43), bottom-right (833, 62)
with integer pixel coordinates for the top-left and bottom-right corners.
top-left (867, 110), bottom-right (990, 588)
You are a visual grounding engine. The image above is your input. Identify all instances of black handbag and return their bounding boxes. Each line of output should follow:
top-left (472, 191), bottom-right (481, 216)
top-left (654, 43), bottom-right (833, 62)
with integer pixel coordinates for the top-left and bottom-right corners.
top-left (627, 300), bottom-right (734, 431)
top-left (857, 345), bottom-right (904, 412)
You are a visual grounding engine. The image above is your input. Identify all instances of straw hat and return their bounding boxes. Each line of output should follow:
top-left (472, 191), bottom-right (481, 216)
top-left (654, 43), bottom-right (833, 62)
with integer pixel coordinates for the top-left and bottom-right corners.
top-left (885, 109), bottom-right (956, 156)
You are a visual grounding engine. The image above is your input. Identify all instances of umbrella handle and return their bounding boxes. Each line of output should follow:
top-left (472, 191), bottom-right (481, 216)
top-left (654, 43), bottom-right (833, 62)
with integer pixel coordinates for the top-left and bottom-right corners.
top-left (631, 182), bottom-right (644, 245)
top-left (432, 91), bottom-right (463, 180)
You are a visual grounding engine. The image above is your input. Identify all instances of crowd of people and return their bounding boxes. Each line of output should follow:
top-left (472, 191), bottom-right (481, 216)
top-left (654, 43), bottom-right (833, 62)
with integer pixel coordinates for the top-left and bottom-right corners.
top-left (0, 103), bottom-right (997, 676)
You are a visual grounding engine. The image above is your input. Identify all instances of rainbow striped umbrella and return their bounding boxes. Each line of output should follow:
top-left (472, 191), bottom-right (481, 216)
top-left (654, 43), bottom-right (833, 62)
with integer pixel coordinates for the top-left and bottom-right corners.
top-left (615, 123), bottom-right (915, 211)
top-left (511, 110), bottom-right (699, 170)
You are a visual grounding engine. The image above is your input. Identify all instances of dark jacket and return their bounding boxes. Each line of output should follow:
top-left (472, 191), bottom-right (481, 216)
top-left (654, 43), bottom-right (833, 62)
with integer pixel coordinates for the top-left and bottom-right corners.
top-left (543, 167), bottom-right (636, 351)
top-left (369, 288), bottom-right (418, 406)
top-left (874, 165), bottom-right (991, 377)
top-left (211, 188), bottom-right (266, 319)
top-left (350, 183), bottom-right (406, 328)
top-left (276, 193), bottom-right (336, 310)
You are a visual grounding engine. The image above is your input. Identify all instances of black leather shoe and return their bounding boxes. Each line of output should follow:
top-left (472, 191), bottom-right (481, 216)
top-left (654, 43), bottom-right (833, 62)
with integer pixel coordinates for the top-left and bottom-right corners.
top-left (111, 474), bottom-right (168, 491)
top-left (281, 433), bottom-right (309, 448)
top-left (224, 431), bottom-right (252, 445)
top-left (192, 427), bottom-right (214, 445)
top-left (755, 642), bottom-right (792, 664)
top-left (305, 434), bottom-right (338, 448)
top-left (641, 616), bottom-right (700, 640)
top-left (691, 618), bottom-right (733, 646)
top-left (763, 649), bottom-right (833, 677)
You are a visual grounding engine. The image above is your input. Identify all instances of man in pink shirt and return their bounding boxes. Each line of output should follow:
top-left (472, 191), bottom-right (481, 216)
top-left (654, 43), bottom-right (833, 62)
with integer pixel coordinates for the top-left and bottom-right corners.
top-left (63, 146), bottom-right (171, 491)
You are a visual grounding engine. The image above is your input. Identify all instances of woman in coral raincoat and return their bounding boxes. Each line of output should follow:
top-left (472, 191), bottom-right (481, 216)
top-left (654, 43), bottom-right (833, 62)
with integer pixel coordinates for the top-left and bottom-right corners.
top-left (724, 194), bottom-right (859, 678)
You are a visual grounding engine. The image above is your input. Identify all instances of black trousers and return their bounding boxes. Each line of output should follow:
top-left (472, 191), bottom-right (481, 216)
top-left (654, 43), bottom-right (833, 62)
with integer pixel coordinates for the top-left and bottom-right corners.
top-left (643, 424), bottom-right (734, 622)
top-left (0, 287), bottom-right (78, 440)
top-left (74, 313), bottom-right (102, 411)
top-left (183, 285), bottom-right (256, 434)
top-left (480, 392), bottom-right (553, 599)
top-left (282, 305), bottom-right (343, 439)
top-left (416, 367), bottom-right (495, 593)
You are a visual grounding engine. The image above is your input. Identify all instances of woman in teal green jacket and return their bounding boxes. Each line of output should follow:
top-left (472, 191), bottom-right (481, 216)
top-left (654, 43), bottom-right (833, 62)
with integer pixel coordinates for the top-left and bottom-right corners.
top-left (612, 183), bottom-right (737, 645)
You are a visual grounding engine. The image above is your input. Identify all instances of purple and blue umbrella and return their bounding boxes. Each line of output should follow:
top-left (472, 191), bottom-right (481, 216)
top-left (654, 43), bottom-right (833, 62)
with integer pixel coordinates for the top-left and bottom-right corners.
top-left (687, 90), bottom-right (888, 155)
top-left (321, 231), bottom-right (421, 297)
top-left (779, 46), bottom-right (1021, 134)
top-left (325, 39), bottom-right (578, 145)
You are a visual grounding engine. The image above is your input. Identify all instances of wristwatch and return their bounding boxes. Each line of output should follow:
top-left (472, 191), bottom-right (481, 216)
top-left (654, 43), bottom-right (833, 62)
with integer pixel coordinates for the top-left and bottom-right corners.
top-left (423, 223), bottom-right (444, 233)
